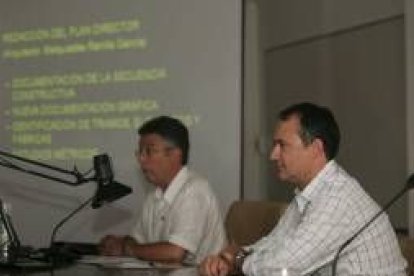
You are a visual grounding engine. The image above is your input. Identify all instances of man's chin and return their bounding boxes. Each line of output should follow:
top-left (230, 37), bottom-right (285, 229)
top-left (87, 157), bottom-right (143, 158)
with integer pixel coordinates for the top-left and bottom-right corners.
top-left (142, 172), bottom-right (154, 183)
top-left (275, 170), bottom-right (286, 180)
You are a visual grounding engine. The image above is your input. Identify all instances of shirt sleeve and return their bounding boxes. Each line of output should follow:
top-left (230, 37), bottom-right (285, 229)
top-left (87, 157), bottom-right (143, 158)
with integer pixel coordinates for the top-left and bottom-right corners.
top-left (130, 196), bottom-right (150, 243)
top-left (166, 186), bottom-right (211, 254)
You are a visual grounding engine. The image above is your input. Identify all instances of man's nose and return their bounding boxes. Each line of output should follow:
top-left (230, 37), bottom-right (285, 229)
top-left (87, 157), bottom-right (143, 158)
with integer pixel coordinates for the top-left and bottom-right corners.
top-left (136, 151), bottom-right (146, 164)
top-left (138, 154), bottom-right (147, 164)
top-left (269, 145), bottom-right (279, 161)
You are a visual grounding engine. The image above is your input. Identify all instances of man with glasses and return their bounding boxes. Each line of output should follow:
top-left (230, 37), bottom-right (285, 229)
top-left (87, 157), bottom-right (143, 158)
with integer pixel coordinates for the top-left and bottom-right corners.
top-left (99, 116), bottom-right (226, 265)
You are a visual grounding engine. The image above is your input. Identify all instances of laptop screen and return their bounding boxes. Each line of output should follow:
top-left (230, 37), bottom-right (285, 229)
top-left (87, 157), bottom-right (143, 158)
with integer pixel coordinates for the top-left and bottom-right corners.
top-left (0, 200), bottom-right (20, 249)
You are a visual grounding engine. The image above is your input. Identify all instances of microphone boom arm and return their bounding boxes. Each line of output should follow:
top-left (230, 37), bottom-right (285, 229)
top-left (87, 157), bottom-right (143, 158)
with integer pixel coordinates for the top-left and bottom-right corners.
top-left (331, 175), bottom-right (414, 276)
top-left (0, 149), bottom-right (132, 208)
top-left (0, 149), bottom-right (89, 186)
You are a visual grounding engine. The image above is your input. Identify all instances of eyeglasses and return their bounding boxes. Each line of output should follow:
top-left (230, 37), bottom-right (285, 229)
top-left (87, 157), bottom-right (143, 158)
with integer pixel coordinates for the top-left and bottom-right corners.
top-left (135, 146), bottom-right (175, 158)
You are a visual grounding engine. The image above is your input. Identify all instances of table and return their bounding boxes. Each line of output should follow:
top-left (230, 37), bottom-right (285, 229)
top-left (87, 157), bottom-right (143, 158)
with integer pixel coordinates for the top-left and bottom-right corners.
top-left (0, 263), bottom-right (199, 276)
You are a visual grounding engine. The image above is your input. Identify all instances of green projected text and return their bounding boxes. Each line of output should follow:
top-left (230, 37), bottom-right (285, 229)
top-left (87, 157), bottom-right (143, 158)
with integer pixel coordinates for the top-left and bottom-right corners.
top-left (2, 19), bottom-right (145, 60)
top-left (1, 17), bottom-right (201, 162)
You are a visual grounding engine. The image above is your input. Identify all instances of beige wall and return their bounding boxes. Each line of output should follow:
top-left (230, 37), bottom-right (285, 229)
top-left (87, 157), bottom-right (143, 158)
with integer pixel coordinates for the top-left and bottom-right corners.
top-left (243, 0), bottom-right (407, 228)
top-left (260, 0), bottom-right (402, 48)
top-left (406, 0), bottom-right (414, 237)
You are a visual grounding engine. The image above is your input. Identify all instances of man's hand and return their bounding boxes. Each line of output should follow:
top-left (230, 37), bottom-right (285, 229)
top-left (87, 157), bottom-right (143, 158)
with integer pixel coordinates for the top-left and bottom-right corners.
top-left (199, 244), bottom-right (240, 276)
top-left (98, 235), bottom-right (124, 256)
top-left (200, 255), bottom-right (231, 276)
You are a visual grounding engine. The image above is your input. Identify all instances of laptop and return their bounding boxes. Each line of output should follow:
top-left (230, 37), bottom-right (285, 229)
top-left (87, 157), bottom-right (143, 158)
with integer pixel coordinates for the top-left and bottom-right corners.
top-left (0, 200), bottom-right (53, 268)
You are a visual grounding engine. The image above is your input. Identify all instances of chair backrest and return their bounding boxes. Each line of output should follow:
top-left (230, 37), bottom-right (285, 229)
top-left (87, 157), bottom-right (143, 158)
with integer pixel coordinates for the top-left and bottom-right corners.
top-left (398, 236), bottom-right (414, 275)
top-left (225, 200), bottom-right (288, 246)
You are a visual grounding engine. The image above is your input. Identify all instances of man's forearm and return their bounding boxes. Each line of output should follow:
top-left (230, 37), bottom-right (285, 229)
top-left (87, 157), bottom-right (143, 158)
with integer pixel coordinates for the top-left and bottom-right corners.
top-left (123, 236), bottom-right (186, 263)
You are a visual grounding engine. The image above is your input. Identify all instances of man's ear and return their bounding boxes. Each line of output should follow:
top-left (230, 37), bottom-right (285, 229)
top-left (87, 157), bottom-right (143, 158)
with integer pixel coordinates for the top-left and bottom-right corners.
top-left (169, 147), bottom-right (183, 162)
top-left (312, 138), bottom-right (325, 156)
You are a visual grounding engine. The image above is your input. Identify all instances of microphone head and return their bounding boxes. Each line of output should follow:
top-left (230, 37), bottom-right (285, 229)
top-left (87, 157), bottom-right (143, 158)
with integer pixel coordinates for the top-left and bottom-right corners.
top-left (93, 154), bottom-right (113, 184)
top-left (91, 154), bottom-right (132, 208)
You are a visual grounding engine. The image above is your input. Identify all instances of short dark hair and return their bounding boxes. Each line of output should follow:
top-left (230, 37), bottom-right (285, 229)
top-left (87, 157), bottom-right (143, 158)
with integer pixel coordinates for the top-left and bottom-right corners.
top-left (138, 116), bottom-right (189, 165)
top-left (278, 102), bottom-right (340, 160)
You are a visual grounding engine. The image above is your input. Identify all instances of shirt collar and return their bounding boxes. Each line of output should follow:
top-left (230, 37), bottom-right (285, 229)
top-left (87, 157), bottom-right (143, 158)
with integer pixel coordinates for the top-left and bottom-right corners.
top-left (294, 160), bottom-right (336, 214)
top-left (154, 166), bottom-right (188, 204)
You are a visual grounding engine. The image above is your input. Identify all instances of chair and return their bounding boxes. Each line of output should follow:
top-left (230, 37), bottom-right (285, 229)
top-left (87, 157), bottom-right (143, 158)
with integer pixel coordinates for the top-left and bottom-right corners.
top-left (398, 236), bottom-right (414, 275)
top-left (225, 200), bottom-right (288, 246)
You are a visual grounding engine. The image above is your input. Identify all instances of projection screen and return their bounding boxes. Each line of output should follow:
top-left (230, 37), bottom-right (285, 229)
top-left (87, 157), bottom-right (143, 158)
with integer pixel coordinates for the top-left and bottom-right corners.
top-left (0, 0), bottom-right (242, 247)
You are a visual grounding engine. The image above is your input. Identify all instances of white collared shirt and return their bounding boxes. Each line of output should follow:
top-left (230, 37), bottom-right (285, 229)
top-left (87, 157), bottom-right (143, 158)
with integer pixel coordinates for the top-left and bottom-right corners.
top-left (131, 166), bottom-right (227, 263)
top-left (243, 161), bottom-right (407, 275)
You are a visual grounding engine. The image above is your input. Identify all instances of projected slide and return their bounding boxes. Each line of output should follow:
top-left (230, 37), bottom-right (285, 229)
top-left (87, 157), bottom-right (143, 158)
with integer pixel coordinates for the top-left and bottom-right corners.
top-left (3, 18), bottom-right (164, 161)
top-left (1, 13), bottom-right (196, 161)
top-left (0, 1), bottom-right (242, 246)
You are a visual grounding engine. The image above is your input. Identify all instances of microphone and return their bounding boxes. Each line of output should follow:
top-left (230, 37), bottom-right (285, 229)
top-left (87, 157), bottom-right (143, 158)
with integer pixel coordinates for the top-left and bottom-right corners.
top-left (91, 154), bottom-right (132, 209)
top-left (331, 173), bottom-right (414, 276)
top-left (48, 154), bottom-right (132, 263)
